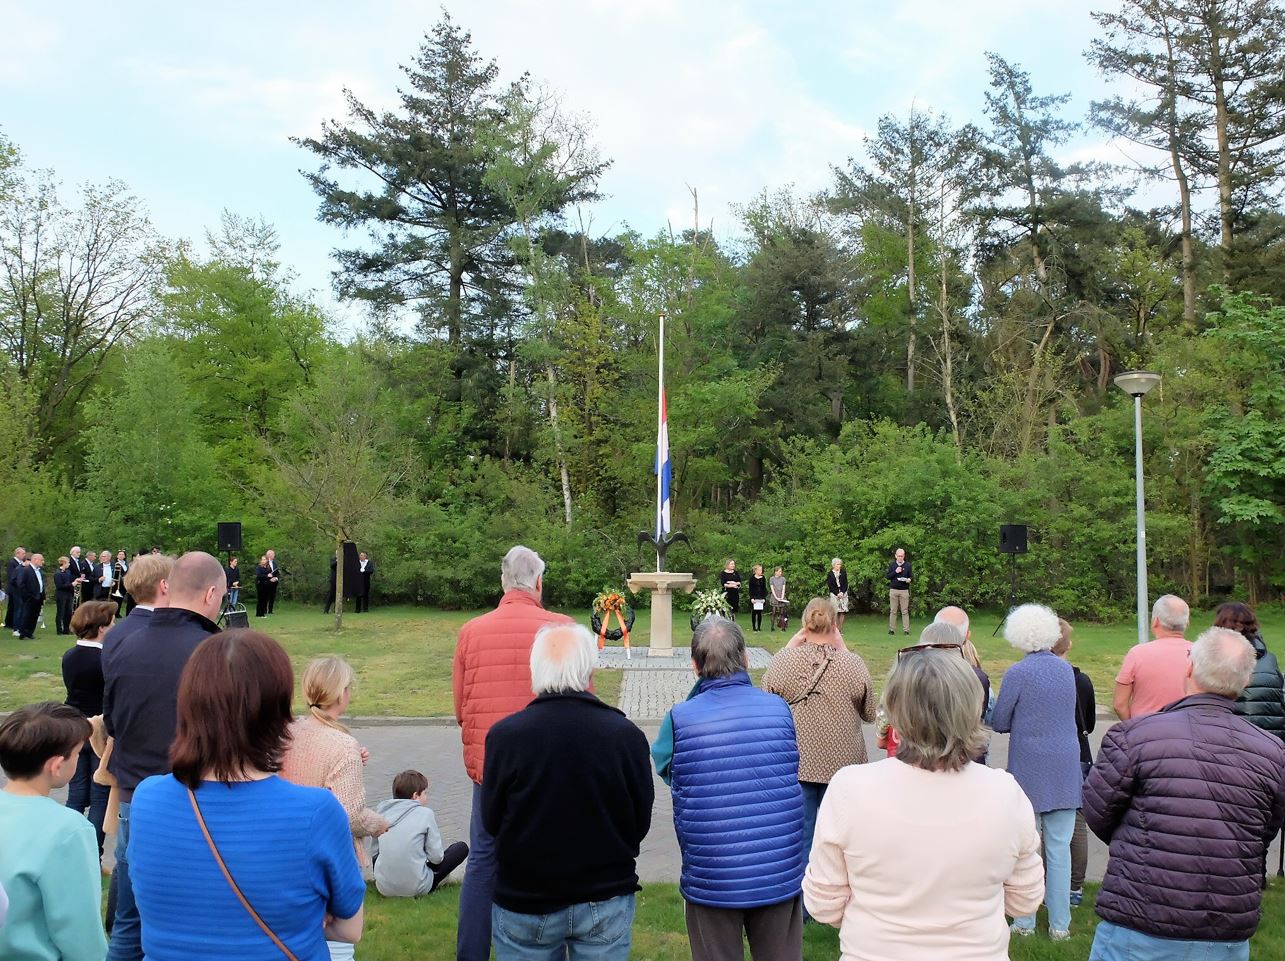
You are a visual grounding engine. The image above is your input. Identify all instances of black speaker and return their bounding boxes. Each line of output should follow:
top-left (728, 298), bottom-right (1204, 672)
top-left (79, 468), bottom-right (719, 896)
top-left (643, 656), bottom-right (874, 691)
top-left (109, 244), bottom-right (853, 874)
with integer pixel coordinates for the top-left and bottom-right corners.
top-left (342, 541), bottom-right (360, 598)
top-left (217, 522), bottom-right (243, 552)
top-left (221, 610), bottom-right (249, 629)
top-left (999, 524), bottom-right (1029, 555)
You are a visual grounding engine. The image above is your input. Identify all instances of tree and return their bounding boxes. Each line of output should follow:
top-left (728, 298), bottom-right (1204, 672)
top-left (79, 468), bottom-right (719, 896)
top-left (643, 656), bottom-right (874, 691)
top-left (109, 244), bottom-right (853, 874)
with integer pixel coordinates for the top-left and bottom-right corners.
top-left (264, 354), bottom-right (413, 629)
top-left (0, 167), bottom-right (165, 459)
top-left (1089, 0), bottom-right (1207, 326)
top-left (295, 14), bottom-right (603, 350)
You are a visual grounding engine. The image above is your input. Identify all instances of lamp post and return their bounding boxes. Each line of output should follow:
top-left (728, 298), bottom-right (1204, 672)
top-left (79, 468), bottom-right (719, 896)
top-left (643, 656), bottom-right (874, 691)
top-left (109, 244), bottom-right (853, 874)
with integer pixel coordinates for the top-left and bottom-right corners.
top-left (1114, 370), bottom-right (1162, 646)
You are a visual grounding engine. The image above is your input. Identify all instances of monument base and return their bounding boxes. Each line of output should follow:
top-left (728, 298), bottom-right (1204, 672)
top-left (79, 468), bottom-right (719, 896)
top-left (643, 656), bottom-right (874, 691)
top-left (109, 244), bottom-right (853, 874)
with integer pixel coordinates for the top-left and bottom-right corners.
top-left (627, 572), bottom-right (698, 657)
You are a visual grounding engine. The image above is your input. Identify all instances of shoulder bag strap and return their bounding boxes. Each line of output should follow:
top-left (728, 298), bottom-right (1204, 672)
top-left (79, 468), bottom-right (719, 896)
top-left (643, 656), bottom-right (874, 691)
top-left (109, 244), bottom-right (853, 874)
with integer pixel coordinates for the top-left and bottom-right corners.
top-left (787, 651), bottom-right (834, 706)
top-left (187, 787), bottom-right (301, 961)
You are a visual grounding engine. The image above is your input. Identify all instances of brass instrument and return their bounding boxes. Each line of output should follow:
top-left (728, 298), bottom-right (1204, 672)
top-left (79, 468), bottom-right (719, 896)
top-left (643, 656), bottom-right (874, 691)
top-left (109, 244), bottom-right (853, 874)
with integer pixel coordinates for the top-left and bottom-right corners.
top-left (111, 560), bottom-right (127, 601)
top-left (72, 576), bottom-right (82, 607)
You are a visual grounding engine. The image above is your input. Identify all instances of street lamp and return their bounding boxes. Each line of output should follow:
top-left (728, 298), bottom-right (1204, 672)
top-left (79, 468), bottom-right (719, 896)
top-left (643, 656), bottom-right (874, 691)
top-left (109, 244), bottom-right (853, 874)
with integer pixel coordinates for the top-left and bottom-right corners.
top-left (1114, 370), bottom-right (1162, 645)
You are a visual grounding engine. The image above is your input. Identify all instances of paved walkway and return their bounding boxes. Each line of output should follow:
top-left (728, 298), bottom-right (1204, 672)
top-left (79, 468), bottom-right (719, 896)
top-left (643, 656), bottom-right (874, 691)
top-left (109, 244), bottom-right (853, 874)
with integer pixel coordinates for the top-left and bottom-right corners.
top-left (601, 645), bottom-right (772, 721)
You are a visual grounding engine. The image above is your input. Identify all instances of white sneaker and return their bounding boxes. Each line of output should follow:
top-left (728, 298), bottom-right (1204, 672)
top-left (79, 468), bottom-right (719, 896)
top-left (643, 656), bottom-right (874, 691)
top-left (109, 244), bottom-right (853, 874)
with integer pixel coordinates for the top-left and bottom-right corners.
top-left (1050, 928), bottom-right (1071, 942)
top-left (1009, 924), bottom-right (1034, 937)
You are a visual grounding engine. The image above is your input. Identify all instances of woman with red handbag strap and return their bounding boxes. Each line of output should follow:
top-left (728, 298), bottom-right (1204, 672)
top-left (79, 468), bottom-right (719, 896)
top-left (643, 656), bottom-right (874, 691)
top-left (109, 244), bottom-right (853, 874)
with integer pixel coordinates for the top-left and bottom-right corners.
top-left (125, 630), bottom-right (366, 960)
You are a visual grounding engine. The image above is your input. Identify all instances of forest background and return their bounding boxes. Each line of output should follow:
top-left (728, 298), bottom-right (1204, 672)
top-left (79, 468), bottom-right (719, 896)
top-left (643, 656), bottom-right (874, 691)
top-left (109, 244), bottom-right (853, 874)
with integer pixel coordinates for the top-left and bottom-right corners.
top-left (2, 1), bottom-right (1284, 619)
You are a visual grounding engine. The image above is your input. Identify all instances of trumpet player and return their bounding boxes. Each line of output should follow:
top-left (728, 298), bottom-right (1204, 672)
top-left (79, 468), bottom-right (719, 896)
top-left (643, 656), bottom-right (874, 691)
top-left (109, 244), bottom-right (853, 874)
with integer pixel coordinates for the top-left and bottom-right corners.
top-left (69, 545), bottom-right (93, 608)
top-left (95, 549), bottom-right (115, 600)
top-left (54, 555), bottom-right (76, 635)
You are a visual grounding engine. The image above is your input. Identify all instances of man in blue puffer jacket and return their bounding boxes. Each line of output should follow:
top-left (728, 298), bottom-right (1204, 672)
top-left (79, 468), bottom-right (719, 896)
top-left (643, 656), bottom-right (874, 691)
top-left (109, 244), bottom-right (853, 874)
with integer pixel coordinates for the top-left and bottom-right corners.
top-left (664, 616), bottom-right (805, 961)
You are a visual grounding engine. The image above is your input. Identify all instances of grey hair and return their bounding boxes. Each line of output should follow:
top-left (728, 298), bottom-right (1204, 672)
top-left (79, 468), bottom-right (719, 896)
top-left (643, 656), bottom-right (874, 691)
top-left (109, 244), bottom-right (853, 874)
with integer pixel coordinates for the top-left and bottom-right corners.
top-left (1004, 603), bottom-right (1061, 654)
top-left (530, 623), bottom-right (596, 695)
top-left (501, 545), bottom-right (545, 592)
top-left (1190, 627), bottom-right (1256, 698)
top-left (917, 621), bottom-right (963, 647)
top-left (1152, 594), bottom-right (1190, 633)
top-left (885, 649), bottom-right (988, 772)
top-left (831, 557), bottom-right (842, 567)
top-left (934, 605), bottom-right (970, 638)
top-left (691, 617), bottom-right (746, 679)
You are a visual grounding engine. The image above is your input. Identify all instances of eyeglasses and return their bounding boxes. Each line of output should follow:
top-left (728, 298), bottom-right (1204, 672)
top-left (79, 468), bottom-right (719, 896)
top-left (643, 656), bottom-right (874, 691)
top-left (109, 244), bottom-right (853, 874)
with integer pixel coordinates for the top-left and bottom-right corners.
top-left (897, 643), bottom-right (966, 660)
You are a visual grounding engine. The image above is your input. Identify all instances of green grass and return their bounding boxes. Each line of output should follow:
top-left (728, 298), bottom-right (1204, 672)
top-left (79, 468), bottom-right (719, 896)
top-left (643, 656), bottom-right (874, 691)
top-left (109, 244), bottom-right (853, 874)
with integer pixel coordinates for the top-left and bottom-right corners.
top-left (356, 879), bottom-right (1285, 960)
top-left (6, 603), bottom-right (1284, 716)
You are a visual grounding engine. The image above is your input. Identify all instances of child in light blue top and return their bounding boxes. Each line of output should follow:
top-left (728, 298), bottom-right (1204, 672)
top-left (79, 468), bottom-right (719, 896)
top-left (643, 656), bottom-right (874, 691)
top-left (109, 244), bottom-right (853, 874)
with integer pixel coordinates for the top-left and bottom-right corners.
top-left (0, 702), bottom-right (107, 961)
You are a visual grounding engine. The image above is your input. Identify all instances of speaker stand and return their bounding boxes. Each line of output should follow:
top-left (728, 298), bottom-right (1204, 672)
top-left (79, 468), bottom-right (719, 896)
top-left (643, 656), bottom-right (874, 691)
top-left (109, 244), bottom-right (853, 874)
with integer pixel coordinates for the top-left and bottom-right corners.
top-left (992, 553), bottom-right (1020, 637)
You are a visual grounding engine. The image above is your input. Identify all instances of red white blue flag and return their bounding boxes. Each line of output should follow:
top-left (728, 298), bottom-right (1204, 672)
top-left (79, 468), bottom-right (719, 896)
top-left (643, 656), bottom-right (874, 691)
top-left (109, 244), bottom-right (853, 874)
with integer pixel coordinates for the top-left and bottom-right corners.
top-left (656, 390), bottom-right (672, 538)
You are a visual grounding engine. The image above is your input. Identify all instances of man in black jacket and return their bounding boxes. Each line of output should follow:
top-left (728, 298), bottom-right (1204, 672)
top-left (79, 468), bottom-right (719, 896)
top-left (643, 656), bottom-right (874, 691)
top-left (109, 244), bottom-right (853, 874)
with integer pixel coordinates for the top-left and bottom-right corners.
top-left (5, 545), bottom-right (26, 632)
top-left (14, 552), bottom-right (46, 640)
top-left (356, 551), bottom-right (374, 612)
top-left (482, 623), bottom-right (653, 961)
top-left (886, 548), bottom-right (912, 635)
top-left (69, 545), bottom-right (93, 608)
top-left (101, 551), bottom-right (225, 961)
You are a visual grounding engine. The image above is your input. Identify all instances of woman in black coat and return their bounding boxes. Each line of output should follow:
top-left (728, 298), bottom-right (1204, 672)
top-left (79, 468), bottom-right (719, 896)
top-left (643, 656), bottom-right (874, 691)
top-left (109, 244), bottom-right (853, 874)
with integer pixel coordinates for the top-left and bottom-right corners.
top-left (54, 556), bottom-right (77, 635)
top-left (1216, 601), bottom-right (1285, 740)
top-left (254, 555), bottom-right (273, 618)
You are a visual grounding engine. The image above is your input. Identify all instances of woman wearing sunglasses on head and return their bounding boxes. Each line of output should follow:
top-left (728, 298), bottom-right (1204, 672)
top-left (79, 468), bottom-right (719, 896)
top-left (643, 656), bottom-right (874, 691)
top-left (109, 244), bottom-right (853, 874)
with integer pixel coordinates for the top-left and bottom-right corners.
top-left (804, 644), bottom-right (1043, 961)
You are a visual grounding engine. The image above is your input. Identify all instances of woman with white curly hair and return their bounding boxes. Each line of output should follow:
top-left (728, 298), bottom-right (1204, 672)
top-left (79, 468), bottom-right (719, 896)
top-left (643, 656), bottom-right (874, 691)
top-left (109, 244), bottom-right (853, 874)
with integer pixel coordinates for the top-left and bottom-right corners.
top-left (991, 603), bottom-right (1082, 943)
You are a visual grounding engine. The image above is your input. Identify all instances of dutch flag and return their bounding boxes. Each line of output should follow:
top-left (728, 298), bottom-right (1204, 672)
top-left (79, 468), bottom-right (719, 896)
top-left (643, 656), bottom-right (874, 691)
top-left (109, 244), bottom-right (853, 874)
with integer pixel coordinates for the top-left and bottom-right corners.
top-left (656, 390), bottom-right (672, 539)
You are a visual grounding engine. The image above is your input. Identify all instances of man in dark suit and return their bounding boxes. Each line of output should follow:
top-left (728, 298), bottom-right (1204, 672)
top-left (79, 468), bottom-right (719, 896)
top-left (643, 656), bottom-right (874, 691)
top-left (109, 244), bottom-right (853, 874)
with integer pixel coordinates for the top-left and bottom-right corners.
top-left (95, 548), bottom-right (116, 601)
top-left (356, 552), bottom-right (374, 613)
top-left (5, 546), bottom-right (26, 633)
top-left (116, 549), bottom-right (135, 614)
top-left (14, 552), bottom-right (47, 639)
top-left (69, 546), bottom-right (93, 607)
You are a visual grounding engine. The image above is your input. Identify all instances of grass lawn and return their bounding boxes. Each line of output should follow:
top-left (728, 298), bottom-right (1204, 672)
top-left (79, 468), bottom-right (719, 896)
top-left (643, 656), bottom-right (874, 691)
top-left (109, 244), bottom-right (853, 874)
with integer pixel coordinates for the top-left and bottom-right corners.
top-left (357, 879), bottom-right (1285, 960)
top-left (5, 603), bottom-right (1284, 716)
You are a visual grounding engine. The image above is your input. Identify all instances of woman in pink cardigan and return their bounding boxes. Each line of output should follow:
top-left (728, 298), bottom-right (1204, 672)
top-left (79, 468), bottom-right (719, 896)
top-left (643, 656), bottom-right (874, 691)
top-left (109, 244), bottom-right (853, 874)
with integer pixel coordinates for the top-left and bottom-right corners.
top-left (282, 657), bottom-right (388, 881)
top-left (803, 648), bottom-right (1044, 961)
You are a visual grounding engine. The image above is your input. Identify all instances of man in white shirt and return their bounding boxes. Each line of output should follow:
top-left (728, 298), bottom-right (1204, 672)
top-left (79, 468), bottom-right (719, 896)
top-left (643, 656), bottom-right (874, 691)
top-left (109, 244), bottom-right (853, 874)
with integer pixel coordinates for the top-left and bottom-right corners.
top-left (15, 553), bottom-right (46, 640)
top-left (356, 552), bottom-right (375, 613)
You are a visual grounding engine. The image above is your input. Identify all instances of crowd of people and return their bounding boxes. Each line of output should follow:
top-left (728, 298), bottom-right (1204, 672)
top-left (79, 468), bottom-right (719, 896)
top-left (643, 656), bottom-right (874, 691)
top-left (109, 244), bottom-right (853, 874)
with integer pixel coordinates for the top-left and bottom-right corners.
top-left (2, 543), bottom-right (1285, 961)
top-left (717, 550), bottom-right (914, 636)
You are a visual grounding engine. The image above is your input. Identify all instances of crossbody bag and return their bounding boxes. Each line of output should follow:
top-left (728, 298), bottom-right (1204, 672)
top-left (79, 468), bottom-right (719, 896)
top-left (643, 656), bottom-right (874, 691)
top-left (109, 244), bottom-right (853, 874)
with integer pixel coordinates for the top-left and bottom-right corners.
top-left (187, 787), bottom-right (300, 961)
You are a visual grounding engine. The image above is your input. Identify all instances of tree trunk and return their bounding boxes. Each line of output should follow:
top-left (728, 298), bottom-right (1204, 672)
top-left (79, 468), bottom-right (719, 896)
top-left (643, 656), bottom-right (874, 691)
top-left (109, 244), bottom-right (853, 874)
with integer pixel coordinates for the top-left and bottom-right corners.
top-left (906, 200), bottom-right (917, 393)
top-left (333, 539), bottom-right (345, 632)
top-left (939, 237), bottom-right (962, 458)
top-left (1208, 17), bottom-right (1235, 281)
top-left (546, 366), bottom-right (573, 526)
top-left (1163, 30), bottom-right (1198, 329)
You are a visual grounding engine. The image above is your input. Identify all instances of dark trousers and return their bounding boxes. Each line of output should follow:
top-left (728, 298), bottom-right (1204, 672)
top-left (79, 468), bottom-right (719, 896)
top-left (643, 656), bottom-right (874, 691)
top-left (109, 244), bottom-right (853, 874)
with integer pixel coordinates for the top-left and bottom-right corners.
top-left (3, 592), bottom-right (18, 629)
top-left (324, 583), bottom-right (336, 613)
top-left (457, 782), bottom-right (498, 961)
top-left (256, 589), bottom-right (268, 618)
top-left (265, 581), bottom-right (277, 613)
top-left (66, 742), bottom-right (109, 855)
top-left (431, 841), bottom-right (470, 891)
top-left (751, 607), bottom-right (764, 631)
top-left (685, 897), bottom-right (803, 961)
top-left (56, 590), bottom-right (75, 634)
top-left (17, 598), bottom-right (41, 638)
top-left (355, 592), bottom-right (370, 613)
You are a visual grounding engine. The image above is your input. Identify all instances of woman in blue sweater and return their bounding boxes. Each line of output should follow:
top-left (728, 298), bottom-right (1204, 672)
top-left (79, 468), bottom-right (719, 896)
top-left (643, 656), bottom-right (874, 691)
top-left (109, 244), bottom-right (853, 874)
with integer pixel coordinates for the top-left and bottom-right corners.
top-left (991, 603), bottom-right (1082, 943)
top-left (128, 630), bottom-right (366, 960)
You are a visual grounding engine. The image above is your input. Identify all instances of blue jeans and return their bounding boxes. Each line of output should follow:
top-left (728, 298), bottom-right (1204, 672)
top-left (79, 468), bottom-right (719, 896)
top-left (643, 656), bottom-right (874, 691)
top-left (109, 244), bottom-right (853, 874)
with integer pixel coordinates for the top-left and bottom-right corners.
top-left (800, 781), bottom-right (827, 860)
top-left (106, 801), bottom-right (142, 961)
top-left (228, 588), bottom-right (240, 608)
top-left (458, 782), bottom-right (497, 961)
top-left (1013, 807), bottom-right (1075, 934)
top-left (1090, 920), bottom-right (1249, 961)
top-left (493, 895), bottom-right (635, 961)
top-left (65, 742), bottom-right (110, 856)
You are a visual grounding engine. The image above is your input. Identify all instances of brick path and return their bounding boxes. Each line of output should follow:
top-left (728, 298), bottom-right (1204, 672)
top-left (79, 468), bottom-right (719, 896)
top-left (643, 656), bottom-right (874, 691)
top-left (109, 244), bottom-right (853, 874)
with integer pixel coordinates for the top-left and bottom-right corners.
top-left (601, 645), bottom-right (772, 721)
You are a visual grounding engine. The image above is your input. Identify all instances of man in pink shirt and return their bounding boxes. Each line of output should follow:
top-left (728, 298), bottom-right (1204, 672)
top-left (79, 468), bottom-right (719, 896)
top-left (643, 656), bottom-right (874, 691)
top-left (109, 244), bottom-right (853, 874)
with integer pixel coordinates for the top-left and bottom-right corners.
top-left (1114, 595), bottom-right (1192, 720)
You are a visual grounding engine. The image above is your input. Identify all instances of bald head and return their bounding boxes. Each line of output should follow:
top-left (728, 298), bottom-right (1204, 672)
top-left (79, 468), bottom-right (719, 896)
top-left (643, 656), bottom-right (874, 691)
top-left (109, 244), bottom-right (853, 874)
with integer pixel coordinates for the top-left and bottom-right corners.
top-left (530, 623), bottom-right (596, 694)
top-left (167, 552), bottom-right (227, 620)
top-left (934, 606), bottom-right (970, 640)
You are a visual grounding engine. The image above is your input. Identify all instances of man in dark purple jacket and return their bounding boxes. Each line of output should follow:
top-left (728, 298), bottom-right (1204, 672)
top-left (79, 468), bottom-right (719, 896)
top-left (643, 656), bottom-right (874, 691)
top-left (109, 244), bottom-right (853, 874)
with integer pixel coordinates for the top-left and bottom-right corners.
top-left (1084, 627), bottom-right (1285, 960)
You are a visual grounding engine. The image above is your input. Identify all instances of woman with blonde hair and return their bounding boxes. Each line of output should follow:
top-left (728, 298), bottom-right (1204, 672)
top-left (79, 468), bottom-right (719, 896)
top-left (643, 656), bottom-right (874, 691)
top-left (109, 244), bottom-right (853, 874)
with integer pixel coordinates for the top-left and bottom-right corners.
top-left (764, 597), bottom-right (875, 859)
top-left (804, 648), bottom-right (1043, 960)
top-left (281, 658), bottom-right (388, 888)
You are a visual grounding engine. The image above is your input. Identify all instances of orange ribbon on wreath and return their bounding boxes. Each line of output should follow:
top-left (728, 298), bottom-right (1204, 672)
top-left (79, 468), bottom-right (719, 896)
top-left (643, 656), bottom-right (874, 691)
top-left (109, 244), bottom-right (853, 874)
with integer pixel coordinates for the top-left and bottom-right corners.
top-left (595, 592), bottom-right (631, 651)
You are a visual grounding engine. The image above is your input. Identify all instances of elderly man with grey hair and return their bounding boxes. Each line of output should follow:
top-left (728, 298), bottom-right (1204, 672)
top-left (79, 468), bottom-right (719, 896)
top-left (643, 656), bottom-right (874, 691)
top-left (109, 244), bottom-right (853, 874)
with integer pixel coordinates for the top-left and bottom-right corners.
top-left (655, 617), bottom-right (806, 961)
top-left (453, 545), bottom-right (574, 961)
top-left (481, 624), bottom-right (653, 961)
top-left (1113, 593), bottom-right (1192, 720)
top-left (1085, 627), bottom-right (1285, 960)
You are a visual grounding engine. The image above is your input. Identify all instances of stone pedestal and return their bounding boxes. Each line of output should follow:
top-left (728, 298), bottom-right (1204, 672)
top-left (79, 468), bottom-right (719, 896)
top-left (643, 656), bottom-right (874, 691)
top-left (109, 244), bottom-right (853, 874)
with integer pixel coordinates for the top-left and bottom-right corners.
top-left (627, 572), bottom-right (698, 657)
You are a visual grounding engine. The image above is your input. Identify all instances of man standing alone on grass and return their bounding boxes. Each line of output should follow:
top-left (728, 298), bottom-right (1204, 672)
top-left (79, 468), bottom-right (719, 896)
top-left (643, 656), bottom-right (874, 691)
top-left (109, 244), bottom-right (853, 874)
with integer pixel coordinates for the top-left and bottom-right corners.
top-left (482, 623), bottom-right (653, 961)
top-left (887, 548), bottom-right (912, 635)
top-left (452, 545), bottom-right (573, 961)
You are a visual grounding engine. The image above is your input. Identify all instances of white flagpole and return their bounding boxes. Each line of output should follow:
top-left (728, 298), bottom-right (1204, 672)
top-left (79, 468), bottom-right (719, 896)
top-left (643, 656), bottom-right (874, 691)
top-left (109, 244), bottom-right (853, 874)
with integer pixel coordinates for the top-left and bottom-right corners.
top-left (656, 312), bottom-right (665, 572)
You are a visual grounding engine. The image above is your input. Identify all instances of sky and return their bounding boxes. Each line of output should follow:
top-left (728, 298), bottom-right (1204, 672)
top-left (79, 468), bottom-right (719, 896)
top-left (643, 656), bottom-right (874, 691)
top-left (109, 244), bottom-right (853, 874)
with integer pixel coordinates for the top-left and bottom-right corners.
top-left (1, 0), bottom-right (1124, 326)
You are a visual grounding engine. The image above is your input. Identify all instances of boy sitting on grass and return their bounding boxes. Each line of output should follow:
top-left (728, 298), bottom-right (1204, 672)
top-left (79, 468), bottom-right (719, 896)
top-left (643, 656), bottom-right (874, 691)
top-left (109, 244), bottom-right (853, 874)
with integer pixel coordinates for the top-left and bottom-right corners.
top-left (371, 769), bottom-right (469, 898)
top-left (0, 702), bottom-right (107, 961)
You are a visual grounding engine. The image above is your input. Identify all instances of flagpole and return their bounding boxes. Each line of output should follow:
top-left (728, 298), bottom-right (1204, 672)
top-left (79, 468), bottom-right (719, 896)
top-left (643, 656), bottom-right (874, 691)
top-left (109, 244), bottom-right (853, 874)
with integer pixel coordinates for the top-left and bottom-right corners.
top-left (656, 312), bottom-right (665, 572)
